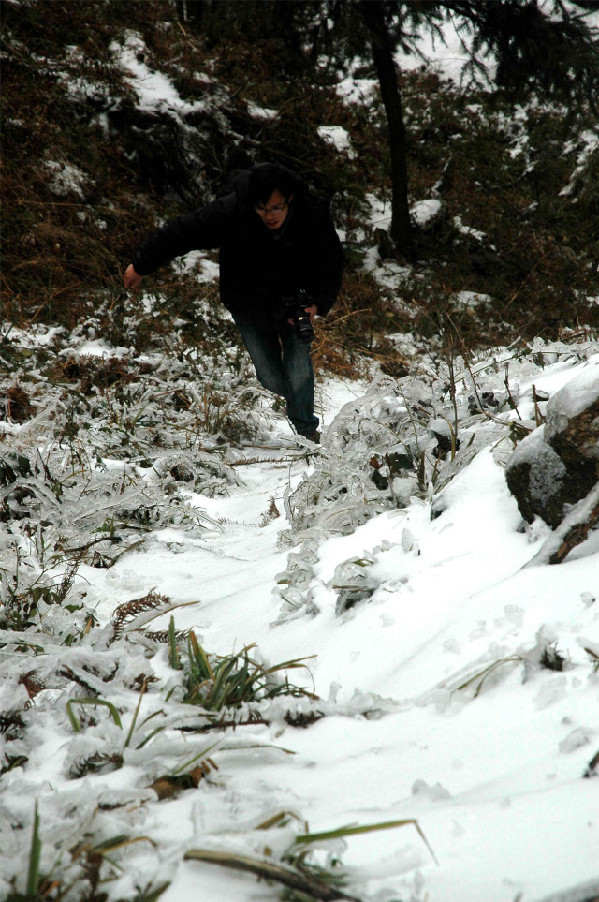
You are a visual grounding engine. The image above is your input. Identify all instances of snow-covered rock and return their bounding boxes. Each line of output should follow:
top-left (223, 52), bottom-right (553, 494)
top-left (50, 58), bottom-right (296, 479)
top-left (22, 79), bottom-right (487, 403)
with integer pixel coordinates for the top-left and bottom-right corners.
top-left (505, 365), bottom-right (599, 528)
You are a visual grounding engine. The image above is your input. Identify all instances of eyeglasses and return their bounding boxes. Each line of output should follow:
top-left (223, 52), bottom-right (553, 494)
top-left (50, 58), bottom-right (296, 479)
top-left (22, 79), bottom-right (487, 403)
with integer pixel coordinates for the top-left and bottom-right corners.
top-left (255, 201), bottom-right (287, 215)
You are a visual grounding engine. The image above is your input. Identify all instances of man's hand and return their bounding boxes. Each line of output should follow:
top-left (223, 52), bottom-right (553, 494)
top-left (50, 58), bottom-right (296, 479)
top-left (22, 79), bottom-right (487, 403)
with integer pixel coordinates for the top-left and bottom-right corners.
top-left (123, 264), bottom-right (143, 292)
top-left (287, 304), bottom-right (318, 327)
top-left (304, 303), bottom-right (318, 324)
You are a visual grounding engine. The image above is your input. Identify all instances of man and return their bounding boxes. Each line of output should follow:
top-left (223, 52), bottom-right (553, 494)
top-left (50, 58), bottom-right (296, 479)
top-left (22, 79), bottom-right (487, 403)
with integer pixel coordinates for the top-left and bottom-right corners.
top-left (124, 162), bottom-right (344, 442)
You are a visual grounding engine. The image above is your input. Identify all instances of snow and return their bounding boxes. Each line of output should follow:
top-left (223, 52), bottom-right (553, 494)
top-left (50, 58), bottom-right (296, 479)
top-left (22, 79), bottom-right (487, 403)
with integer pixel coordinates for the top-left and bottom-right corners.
top-left (3, 349), bottom-right (598, 902)
top-left (3, 14), bottom-right (599, 902)
top-left (247, 102), bottom-right (279, 121)
top-left (45, 160), bottom-right (88, 198)
top-left (453, 215), bottom-right (489, 244)
top-left (367, 192), bottom-right (393, 234)
top-left (394, 3), bottom-right (599, 89)
top-left (454, 290), bottom-right (492, 310)
top-left (411, 199), bottom-right (443, 226)
top-left (318, 125), bottom-right (356, 159)
top-left (395, 24), bottom-right (487, 84)
top-left (125, 416), bottom-right (598, 901)
top-left (3, 324), bottom-right (65, 348)
top-left (336, 70), bottom-right (378, 107)
top-left (546, 363), bottom-right (599, 428)
top-left (111, 31), bottom-right (211, 116)
top-left (559, 130), bottom-right (599, 197)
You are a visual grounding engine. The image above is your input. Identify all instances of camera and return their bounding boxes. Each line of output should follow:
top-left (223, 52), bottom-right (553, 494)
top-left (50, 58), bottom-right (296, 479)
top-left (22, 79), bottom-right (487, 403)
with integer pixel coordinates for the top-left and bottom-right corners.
top-left (282, 288), bottom-right (315, 343)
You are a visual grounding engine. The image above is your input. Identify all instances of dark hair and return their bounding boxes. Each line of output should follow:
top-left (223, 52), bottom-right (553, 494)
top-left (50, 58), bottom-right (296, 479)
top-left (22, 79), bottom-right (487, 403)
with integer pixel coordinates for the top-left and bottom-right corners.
top-left (248, 163), bottom-right (296, 205)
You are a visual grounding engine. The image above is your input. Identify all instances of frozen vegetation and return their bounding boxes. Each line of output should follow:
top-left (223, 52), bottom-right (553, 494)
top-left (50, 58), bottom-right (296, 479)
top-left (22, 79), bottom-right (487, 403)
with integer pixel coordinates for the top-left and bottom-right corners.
top-left (1, 6), bottom-right (598, 902)
top-left (2, 293), bottom-right (598, 902)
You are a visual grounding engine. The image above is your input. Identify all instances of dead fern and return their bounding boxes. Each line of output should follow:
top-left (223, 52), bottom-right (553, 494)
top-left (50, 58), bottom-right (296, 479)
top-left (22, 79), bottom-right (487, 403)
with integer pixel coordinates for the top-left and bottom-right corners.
top-left (143, 627), bottom-right (190, 644)
top-left (584, 749), bottom-right (599, 778)
top-left (111, 590), bottom-right (172, 641)
top-left (6, 382), bottom-right (34, 423)
top-left (69, 751), bottom-right (124, 779)
top-left (150, 760), bottom-right (219, 800)
top-left (18, 671), bottom-right (45, 700)
top-left (583, 646), bottom-right (599, 673)
top-left (539, 643), bottom-right (566, 672)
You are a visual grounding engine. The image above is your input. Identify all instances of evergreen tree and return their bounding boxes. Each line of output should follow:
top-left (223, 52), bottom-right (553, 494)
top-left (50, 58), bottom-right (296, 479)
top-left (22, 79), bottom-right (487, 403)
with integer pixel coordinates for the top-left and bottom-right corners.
top-left (353, 0), bottom-right (599, 257)
top-left (179, 1), bottom-right (598, 258)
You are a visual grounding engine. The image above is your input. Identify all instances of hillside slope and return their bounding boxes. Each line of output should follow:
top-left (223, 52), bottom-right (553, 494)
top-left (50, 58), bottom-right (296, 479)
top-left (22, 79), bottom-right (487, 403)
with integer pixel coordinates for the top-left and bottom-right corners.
top-left (1, 3), bottom-right (599, 901)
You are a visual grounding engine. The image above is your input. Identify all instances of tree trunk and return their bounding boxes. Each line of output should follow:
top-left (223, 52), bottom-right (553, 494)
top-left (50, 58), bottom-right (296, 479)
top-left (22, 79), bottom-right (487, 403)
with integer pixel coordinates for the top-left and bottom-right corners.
top-left (359, 0), bottom-right (413, 258)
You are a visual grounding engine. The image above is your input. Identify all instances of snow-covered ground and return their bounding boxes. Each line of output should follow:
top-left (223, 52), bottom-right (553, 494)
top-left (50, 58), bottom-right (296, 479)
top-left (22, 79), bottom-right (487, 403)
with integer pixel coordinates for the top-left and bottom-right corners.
top-left (96, 362), bottom-right (599, 902)
top-left (2, 344), bottom-right (598, 902)
top-left (2, 13), bottom-right (598, 902)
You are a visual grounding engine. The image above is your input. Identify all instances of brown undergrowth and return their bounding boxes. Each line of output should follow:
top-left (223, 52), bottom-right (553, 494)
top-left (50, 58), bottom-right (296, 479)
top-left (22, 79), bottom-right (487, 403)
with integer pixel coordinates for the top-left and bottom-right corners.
top-left (2, 0), bottom-right (598, 370)
top-left (313, 271), bottom-right (412, 380)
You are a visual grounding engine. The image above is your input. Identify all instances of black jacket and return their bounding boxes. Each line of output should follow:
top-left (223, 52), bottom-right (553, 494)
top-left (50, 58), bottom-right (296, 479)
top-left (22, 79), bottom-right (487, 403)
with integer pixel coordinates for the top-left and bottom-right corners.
top-left (132, 166), bottom-right (344, 320)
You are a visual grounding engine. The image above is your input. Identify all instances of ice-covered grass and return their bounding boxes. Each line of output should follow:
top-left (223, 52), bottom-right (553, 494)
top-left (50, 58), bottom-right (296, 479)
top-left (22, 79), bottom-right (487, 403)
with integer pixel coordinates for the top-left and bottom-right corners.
top-left (1, 327), bottom-right (597, 901)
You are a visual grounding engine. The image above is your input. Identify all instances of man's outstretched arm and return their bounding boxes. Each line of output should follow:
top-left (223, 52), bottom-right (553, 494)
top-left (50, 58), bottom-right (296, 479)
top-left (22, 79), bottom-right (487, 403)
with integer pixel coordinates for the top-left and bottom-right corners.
top-left (124, 193), bottom-right (236, 286)
top-left (123, 263), bottom-right (143, 292)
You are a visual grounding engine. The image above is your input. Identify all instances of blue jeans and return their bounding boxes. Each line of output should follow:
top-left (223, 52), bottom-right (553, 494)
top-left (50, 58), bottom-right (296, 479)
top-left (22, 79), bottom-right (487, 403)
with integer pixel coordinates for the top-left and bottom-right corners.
top-left (232, 312), bottom-right (319, 438)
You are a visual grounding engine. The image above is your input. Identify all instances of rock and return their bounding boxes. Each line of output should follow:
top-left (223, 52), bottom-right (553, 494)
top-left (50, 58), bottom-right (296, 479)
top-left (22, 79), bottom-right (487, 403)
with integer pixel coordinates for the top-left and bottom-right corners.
top-left (332, 556), bottom-right (377, 615)
top-left (505, 428), bottom-right (591, 528)
top-left (524, 481), bottom-right (599, 566)
top-left (505, 365), bottom-right (598, 529)
top-left (544, 366), bottom-right (599, 464)
top-left (559, 727), bottom-right (593, 754)
top-left (429, 417), bottom-right (460, 459)
top-left (0, 451), bottom-right (32, 486)
top-left (430, 495), bottom-right (447, 520)
top-left (410, 198), bottom-right (446, 230)
top-left (5, 383), bottom-right (34, 423)
top-left (391, 475), bottom-right (418, 507)
top-left (373, 227), bottom-right (396, 260)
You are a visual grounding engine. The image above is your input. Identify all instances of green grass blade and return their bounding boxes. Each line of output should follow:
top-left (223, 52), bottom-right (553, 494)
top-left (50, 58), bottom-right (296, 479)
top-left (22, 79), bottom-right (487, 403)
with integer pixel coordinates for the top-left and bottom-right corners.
top-left (189, 631), bottom-right (213, 680)
top-left (136, 724), bottom-right (167, 750)
top-left (129, 880), bottom-right (170, 902)
top-left (295, 818), bottom-right (439, 865)
top-left (66, 698), bottom-right (123, 731)
top-left (92, 834), bottom-right (156, 853)
top-left (209, 657), bottom-right (238, 709)
top-left (124, 681), bottom-right (148, 749)
top-left (173, 738), bottom-right (224, 775)
top-left (168, 616), bottom-right (181, 671)
top-left (26, 802), bottom-right (41, 896)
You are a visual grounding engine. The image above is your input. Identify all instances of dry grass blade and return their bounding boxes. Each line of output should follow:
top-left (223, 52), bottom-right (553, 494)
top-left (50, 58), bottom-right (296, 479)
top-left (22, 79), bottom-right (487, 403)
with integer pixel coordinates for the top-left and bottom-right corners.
top-left (123, 680), bottom-right (148, 749)
top-left (583, 646), bottom-right (599, 672)
top-left (453, 656), bottom-right (524, 699)
top-left (89, 834), bottom-right (156, 854)
top-left (182, 849), bottom-right (362, 901)
top-left (168, 615), bottom-right (182, 671)
top-left (256, 809), bottom-right (307, 831)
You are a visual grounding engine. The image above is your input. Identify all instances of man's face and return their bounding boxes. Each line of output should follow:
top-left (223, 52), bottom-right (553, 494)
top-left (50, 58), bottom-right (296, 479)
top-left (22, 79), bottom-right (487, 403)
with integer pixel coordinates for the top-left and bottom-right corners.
top-left (255, 190), bottom-right (290, 230)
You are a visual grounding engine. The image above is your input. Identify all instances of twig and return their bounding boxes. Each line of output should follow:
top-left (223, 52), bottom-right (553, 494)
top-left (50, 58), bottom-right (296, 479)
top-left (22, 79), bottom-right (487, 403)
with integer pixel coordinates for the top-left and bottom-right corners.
top-left (503, 362), bottom-right (521, 417)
